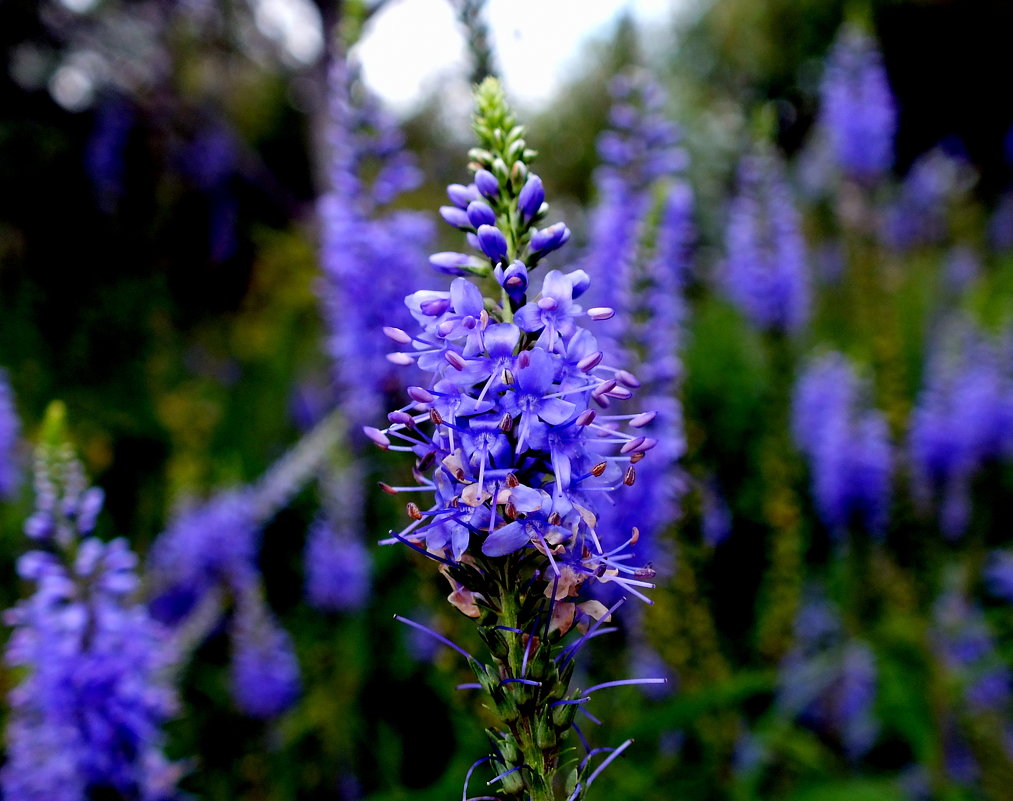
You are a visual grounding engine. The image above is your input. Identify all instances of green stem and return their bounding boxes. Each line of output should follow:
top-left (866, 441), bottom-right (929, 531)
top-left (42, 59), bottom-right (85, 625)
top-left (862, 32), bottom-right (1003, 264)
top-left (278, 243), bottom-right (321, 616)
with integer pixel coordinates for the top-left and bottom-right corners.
top-left (493, 570), bottom-right (559, 801)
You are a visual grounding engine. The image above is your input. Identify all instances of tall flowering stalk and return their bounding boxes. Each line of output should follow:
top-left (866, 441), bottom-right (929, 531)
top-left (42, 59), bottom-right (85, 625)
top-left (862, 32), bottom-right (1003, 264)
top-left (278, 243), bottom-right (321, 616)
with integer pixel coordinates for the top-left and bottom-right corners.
top-left (722, 147), bottom-right (809, 335)
top-left (317, 54), bottom-right (433, 428)
top-left (908, 322), bottom-right (1013, 538)
top-left (3, 405), bottom-right (179, 800)
top-left (777, 591), bottom-right (879, 761)
top-left (0, 368), bottom-right (21, 499)
top-left (819, 24), bottom-right (896, 185)
top-left (367, 78), bottom-right (662, 801)
top-left (583, 72), bottom-right (691, 570)
top-left (792, 353), bottom-right (892, 538)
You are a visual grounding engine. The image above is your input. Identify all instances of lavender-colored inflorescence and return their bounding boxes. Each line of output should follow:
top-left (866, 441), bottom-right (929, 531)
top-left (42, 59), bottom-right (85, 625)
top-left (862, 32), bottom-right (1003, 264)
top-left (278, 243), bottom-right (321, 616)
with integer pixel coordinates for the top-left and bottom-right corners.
top-left (0, 369), bottom-right (21, 499)
top-left (722, 149), bottom-right (810, 333)
top-left (367, 78), bottom-right (661, 801)
top-left (985, 549), bottom-right (1013, 604)
top-left (582, 75), bottom-right (692, 568)
top-left (584, 71), bottom-right (687, 362)
top-left (933, 585), bottom-right (1012, 712)
top-left (317, 55), bottom-right (434, 428)
top-left (931, 578), bottom-right (1013, 785)
top-left (148, 489), bottom-right (303, 717)
top-left (305, 463), bottom-right (371, 612)
top-left (148, 489), bottom-right (260, 624)
top-left (909, 322), bottom-right (1013, 537)
top-left (229, 591), bottom-right (302, 719)
top-left (3, 426), bottom-right (179, 800)
top-left (819, 24), bottom-right (896, 183)
top-left (792, 353), bottom-right (892, 536)
top-left (882, 148), bottom-right (975, 251)
top-left (777, 591), bottom-right (879, 760)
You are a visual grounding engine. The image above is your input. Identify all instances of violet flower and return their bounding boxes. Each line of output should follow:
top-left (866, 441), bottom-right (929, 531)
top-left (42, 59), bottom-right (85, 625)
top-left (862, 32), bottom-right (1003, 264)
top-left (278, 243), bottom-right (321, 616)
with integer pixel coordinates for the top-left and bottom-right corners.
top-left (776, 591), bottom-right (879, 760)
top-left (316, 55), bottom-right (433, 429)
top-left (722, 149), bottom-right (810, 334)
top-left (229, 590), bottom-right (302, 719)
top-left (819, 24), bottom-right (896, 184)
top-left (305, 463), bottom-right (371, 612)
top-left (3, 417), bottom-right (179, 800)
top-left (0, 369), bottom-right (21, 499)
top-left (793, 353), bottom-right (892, 536)
top-left (582, 74), bottom-right (692, 568)
top-left (367, 77), bottom-right (662, 801)
top-left (909, 322), bottom-right (1013, 537)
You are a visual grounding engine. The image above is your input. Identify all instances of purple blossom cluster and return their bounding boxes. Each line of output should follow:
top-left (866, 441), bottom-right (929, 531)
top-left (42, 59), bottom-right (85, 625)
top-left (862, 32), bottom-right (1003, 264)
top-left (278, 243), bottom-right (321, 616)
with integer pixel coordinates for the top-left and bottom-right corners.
top-left (3, 442), bottom-right (179, 800)
top-left (369, 126), bottom-right (657, 612)
top-left (933, 586), bottom-right (1012, 712)
top-left (0, 369), bottom-right (20, 499)
top-left (304, 463), bottom-right (371, 612)
top-left (581, 74), bottom-right (692, 568)
top-left (882, 148), bottom-right (976, 251)
top-left (818, 24), bottom-right (896, 183)
top-left (931, 581), bottom-right (1013, 785)
top-left (373, 266), bottom-right (656, 594)
top-left (722, 150), bottom-right (810, 333)
top-left (584, 71), bottom-right (687, 353)
top-left (908, 323), bottom-right (1013, 537)
top-left (777, 592), bottom-right (879, 759)
top-left (229, 589), bottom-right (301, 720)
top-left (792, 353), bottom-right (892, 536)
top-left (317, 56), bottom-right (434, 428)
top-left (148, 489), bottom-right (259, 624)
top-left (367, 81), bottom-right (669, 795)
top-left (148, 489), bottom-right (302, 717)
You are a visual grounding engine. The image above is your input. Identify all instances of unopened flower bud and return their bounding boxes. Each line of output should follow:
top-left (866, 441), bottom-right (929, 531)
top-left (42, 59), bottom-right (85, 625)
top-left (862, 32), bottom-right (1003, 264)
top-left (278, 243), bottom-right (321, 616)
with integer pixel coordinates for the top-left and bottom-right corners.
top-left (440, 205), bottom-right (471, 230)
top-left (475, 168), bottom-right (499, 198)
top-left (466, 200), bottom-right (497, 228)
top-left (518, 174), bottom-right (545, 220)
top-left (429, 251), bottom-right (473, 276)
top-left (477, 225), bottom-right (508, 262)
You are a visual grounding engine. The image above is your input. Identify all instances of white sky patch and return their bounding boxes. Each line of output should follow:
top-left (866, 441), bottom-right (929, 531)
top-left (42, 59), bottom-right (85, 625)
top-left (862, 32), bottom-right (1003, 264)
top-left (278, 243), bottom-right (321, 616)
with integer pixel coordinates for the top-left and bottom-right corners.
top-left (355, 0), bottom-right (467, 112)
top-left (253, 0), bottom-right (325, 66)
top-left (58, 0), bottom-right (100, 13)
top-left (358, 0), bottom-right (680, 114)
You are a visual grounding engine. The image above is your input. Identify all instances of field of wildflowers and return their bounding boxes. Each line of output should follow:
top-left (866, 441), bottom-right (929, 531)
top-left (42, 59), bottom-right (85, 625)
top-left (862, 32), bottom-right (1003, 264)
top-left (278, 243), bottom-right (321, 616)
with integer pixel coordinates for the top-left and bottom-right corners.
top-left (2, 1), bottom-right (1013, 799)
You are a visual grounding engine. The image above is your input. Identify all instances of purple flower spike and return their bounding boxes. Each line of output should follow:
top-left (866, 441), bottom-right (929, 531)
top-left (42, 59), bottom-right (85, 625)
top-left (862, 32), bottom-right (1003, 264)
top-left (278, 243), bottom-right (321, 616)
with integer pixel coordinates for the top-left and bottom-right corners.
top-left (475, 168), bottom-right (499, 197)
top-left (4, 441), bottom-right (180, 800)
top-left (518, 174), bottom-right (545, 220)
top-left (316, 56), bottom-right (433, 425)
top-left (369, 79), bottom-right (661, 798)
top-left (467, 200), bottom-right (497, 228)
top-left (229, 598), bottom-right (301, 718)
top-left (793, 353), bottom-right (892, 536)
top-left (0, 371), bottom-right (21, 499)
top-left (477, 224), bottom-right (509, 262)
top-left (722, 150), bottom-right (810, 333)
top-left (430, 251), bottom-right (474, 276)
top-left (820, 24), bottom-right (896, 183)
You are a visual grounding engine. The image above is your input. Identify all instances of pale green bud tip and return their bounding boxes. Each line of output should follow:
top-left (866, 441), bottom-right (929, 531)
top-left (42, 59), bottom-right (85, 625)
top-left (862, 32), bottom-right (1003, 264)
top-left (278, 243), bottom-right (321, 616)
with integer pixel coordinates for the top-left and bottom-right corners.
top-left (40, 400), bottom-right (68, 449)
